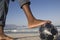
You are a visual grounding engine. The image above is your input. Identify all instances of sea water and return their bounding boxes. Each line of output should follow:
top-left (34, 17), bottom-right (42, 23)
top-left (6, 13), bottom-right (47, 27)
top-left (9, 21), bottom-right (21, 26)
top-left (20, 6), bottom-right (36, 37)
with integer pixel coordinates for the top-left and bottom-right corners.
top-left (4, 26), bottom-right (60, 34)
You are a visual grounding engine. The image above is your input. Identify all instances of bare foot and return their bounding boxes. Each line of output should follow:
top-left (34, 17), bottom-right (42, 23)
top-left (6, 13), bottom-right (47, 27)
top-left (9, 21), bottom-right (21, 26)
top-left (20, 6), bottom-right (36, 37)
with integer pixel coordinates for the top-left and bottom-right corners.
top-left (28, 19), bottom-right (51, 28)
top-left (0, 34), bottom-right (13, 40)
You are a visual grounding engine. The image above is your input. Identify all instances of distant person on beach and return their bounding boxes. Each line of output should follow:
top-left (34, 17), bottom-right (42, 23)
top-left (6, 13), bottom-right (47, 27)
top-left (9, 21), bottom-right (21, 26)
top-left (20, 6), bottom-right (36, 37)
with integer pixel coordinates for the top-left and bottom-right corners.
top-left (0, 0), bottom-right (51, 40)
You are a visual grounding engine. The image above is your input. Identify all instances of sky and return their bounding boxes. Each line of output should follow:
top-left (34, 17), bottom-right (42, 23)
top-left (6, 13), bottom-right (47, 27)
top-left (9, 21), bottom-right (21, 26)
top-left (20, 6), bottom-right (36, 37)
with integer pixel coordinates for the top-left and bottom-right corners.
top-left (6, 0), bottom-right (60, 26)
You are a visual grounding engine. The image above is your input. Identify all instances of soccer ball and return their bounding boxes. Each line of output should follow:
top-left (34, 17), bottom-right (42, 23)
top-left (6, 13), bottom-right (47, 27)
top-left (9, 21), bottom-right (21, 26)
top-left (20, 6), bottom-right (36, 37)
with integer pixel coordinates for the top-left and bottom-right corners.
top-left (39, 23), bottom-right (58, 40)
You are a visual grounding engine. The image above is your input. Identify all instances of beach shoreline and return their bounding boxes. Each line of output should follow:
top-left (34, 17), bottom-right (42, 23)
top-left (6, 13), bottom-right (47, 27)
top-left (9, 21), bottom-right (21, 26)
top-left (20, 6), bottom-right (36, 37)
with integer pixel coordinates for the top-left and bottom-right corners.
top-left (4, 32), bottom-right (60, 40)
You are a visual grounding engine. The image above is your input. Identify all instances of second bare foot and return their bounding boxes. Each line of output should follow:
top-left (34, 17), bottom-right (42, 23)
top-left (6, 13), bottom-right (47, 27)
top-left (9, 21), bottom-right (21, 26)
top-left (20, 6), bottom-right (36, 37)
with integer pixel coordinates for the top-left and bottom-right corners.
top-left (0, 34), bottom-right (13, 40)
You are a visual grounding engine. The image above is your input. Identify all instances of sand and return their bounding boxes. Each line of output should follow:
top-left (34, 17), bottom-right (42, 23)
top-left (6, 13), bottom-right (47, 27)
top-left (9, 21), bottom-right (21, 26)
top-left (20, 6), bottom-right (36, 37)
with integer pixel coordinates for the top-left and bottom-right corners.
top-left (5, 33), bottom-right (40, 40)
top-left (5, 32), bottom-right (60, 40)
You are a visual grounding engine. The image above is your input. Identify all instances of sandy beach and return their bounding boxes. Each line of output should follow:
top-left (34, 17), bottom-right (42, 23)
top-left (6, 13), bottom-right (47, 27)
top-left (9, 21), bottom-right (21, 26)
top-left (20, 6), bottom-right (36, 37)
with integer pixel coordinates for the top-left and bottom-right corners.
top-left (5, 32), bottom-right (60, 40)
top-left (5, 33), bottom-right (40, 40)
top-left (4, 27), bottom-right (60, 40)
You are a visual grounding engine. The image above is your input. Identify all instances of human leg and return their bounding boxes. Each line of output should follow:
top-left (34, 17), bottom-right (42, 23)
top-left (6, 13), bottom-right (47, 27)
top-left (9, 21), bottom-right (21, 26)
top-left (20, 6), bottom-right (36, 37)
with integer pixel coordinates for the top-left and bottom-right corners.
top-left (0, 0), bottom-right (13, 40)
top-left (19, 0), bottom-right (51, 28)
